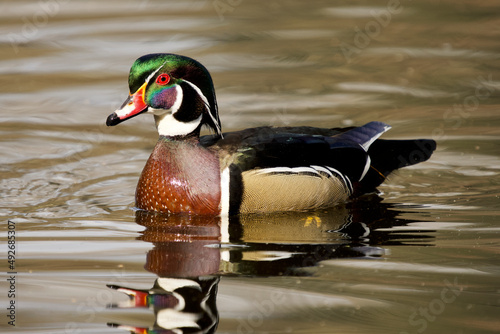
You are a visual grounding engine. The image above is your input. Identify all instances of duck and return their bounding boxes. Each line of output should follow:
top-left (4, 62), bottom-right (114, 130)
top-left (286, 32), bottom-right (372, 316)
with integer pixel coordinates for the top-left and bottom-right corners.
top-left (106, 53), bottom-right (436, 216)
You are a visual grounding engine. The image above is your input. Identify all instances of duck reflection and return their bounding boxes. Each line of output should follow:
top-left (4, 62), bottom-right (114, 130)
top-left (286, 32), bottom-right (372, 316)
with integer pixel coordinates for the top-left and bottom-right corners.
top-left (108, 197), bottom-right (433, 333)
top-left (108, 213), bottom-right (221, 334)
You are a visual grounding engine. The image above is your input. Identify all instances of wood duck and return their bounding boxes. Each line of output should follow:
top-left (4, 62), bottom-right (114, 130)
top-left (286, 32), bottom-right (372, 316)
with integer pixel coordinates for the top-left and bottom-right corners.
top-left (106, 53), bottom-right (436, 216)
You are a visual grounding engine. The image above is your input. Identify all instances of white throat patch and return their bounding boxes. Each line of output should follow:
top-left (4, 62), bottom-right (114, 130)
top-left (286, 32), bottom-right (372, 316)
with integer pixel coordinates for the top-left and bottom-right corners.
top-left (155, 113), bottom-right (202, 137)
top-left (152, 85), bottom-right (203, 136)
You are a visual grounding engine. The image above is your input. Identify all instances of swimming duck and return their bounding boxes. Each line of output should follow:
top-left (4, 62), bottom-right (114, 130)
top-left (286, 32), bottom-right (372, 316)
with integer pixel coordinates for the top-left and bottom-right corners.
top-left (106, 53), bottom-right (436, 215)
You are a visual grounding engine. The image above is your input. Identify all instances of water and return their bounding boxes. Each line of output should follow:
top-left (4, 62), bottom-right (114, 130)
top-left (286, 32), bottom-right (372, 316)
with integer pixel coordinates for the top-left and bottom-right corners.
top-left (1, 0), bottom-right (499, 333)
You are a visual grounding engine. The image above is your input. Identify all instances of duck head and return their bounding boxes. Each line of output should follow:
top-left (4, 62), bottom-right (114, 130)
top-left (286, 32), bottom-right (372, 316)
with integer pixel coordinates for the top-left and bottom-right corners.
top-left (106, 53), bottom-right (221, 137)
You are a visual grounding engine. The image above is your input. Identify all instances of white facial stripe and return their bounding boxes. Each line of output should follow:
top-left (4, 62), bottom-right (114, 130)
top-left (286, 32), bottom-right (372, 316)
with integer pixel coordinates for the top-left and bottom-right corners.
top-left (183, 80), bottom-right (210, 111)
top-left (183, 79), bottom-right (222, 136)
top-left (114, 61), bottom-right (168, 118)
top-left (145, 60), bottom-right (169, 84)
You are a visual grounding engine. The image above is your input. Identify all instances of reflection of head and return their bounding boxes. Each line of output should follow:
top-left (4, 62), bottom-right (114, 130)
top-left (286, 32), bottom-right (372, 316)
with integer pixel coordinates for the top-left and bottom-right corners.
top-left (108, 276), bottom-right (219, 334)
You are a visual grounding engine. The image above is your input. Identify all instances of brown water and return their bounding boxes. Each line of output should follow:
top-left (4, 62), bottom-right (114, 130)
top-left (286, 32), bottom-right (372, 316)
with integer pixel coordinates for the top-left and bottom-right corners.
top-left (1, 0), bottom-right (499, 333)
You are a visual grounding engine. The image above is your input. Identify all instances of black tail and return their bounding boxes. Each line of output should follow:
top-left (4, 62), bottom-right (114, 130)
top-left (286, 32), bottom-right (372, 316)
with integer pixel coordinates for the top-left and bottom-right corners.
top-left (355, 139), bottom-right (436, 194)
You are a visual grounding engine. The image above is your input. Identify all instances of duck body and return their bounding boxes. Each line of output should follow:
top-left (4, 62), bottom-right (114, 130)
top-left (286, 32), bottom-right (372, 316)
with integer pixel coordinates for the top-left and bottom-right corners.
top-left (136, 136), bottom-right (221, 215)
top-left (106, 53), bottom-right (436, 216)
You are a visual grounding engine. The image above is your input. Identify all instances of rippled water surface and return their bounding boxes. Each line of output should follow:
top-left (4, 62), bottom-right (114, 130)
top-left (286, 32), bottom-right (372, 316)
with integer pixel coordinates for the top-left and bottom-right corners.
top-left (1, 1), bottom-right (499, 333)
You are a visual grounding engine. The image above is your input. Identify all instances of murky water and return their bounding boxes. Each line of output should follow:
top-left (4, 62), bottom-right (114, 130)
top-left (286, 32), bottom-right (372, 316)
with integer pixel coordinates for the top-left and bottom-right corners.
top-left (1, 0), bottom-right (499, 333)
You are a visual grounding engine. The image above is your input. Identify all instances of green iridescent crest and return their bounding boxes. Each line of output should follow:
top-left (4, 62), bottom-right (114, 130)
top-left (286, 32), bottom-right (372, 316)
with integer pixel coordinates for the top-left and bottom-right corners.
top-left (129, 54), bottom-right (211, 98)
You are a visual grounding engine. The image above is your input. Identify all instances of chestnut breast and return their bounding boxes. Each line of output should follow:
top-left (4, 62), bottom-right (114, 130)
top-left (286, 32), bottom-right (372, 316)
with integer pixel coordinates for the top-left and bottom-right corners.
top-left (136, 138), bottom-right (221, 215)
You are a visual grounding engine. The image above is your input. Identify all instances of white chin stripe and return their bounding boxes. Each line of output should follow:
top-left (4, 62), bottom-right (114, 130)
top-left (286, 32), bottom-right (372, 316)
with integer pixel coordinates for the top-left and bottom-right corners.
top-left (146, 60), bottom-right (169, 84)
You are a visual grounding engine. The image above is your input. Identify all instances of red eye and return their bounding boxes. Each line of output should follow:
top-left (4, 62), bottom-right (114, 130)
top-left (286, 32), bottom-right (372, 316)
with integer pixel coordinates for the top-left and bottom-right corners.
top-left (156, 73), bottom-right (170, 85)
